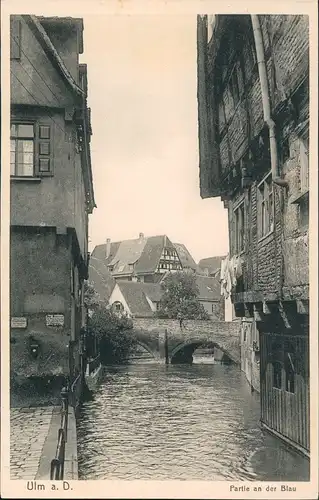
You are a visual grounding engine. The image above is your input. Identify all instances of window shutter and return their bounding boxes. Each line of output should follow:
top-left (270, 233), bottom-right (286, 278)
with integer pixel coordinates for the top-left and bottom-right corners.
top-left (37, 124), bottom-right (53, 176)
top-left (10, 18), bottom-right (21, 60)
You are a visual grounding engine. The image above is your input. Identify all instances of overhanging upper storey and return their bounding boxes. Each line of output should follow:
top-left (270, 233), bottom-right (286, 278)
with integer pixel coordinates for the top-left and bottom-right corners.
top-left (197, 14), bottom-right (309, 201)
top-left (197, 15), bottom-right (253, 200)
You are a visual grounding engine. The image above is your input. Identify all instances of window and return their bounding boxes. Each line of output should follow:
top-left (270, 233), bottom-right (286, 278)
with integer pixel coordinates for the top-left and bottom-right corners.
top-left (10, 123), bottom-right (52, 177)
top-left (234, 201), bottom-right (245, 254)
top-left (113, 301), bottom-right (123, 312)
top-left (258, 173), bottom-right (274, 238)
top-left (211, 303), bottom-right (218, 314)
top-left (10, 124), bottom-right (34, 176)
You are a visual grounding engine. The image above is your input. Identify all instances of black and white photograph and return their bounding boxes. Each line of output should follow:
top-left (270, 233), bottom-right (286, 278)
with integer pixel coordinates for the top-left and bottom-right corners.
top-left (1, 1), bottom-right (318, 498)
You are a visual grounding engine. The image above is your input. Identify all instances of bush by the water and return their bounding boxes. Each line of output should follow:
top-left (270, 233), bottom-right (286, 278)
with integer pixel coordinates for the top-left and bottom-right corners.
top-left (87, 306), bottom-right (137, 365)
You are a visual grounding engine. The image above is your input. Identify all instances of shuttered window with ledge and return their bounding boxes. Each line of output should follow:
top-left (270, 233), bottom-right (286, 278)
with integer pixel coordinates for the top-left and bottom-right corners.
top-left (257, 172), bottom-right (274, 240)
top-left (10, 123), bottom-right (53, 178)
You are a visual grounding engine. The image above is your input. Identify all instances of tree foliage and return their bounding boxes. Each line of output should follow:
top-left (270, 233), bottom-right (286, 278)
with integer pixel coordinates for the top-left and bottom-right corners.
top-left (87, 304), bottom-right (137, 365)
top-left (83, 280), bottom-right (104, 313)
top-left (157, 271), bottom-right (210, 320)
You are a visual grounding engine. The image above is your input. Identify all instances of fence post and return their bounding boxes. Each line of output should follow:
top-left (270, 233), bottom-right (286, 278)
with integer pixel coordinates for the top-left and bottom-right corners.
top-left (61, 386), bottom-right (69, 442)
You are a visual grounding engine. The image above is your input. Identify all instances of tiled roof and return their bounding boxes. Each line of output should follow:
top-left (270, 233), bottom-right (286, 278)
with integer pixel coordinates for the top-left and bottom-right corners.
top-left (93, 235), bottom-right (177, 276)
top-left (92, 236), bottom-right (202, 277)
top-left (135, 235), bottom-right (171, 274)
top-left (198, 256), bottom-right (226, 275)
top-left (138, 283), bottom-right (163, 302)
top-left (88, 257), bottom-right (116, 302)
top-left (196, 275), bottom-right (221, 301)
top-left (91, 241), bottom-right (120, 264)
top-left (109, 238), bottom-right (147, 273)
top-left (174, 243), bottom-right (203, 273)
top-left (117, 281), bottom-right (162, 317)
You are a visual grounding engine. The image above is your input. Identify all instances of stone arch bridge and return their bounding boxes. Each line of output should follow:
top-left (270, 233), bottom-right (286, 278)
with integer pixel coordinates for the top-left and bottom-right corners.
top-left (132, 318), bottom-right (241, 364)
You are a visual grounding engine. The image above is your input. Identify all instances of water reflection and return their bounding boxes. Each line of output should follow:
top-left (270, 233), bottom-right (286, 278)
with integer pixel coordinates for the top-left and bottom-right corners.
top-left (77, 359), bottom-right (309, 481)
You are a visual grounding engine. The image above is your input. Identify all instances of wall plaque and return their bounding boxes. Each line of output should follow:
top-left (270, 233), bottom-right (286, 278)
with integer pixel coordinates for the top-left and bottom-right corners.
top-left (11, 317), bottom-right (27, 329)
top-left (46, 314), bottom-right (64, 327)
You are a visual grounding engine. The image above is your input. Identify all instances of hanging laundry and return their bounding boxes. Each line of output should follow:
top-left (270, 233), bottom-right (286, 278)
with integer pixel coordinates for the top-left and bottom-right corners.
top-left (220, 255), bottom-right (232, 299)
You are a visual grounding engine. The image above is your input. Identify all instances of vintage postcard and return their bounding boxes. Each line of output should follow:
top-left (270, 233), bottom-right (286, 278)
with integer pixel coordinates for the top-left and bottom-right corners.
top-left (1, 0), bottom-right (318, 498)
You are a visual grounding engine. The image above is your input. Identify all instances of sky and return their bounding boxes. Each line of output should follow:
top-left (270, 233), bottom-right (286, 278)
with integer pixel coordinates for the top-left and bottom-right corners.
top-left (82, 14), bottom-right (229, 263)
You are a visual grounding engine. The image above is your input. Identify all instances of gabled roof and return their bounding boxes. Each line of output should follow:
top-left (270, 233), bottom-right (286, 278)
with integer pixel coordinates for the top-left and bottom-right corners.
top-left (92, 234), bottom-right (179, 276)
top-left (138, 283), bottom-right (163, 302)
top-left (116, 281), bottom-right (162, 317)
top-left (135, 235), bottom-right (174, 274)
top-left (109, 238), bottom-right (147, 273)
top-left (88, 257), bottom-right (116, 302)
top-left (92, 241), bottom-right (120, 264)
top-left (196, 275), bottom-right (221, 301)
top-left (174, 243), bottom-right (203, 273)
top-left (198, 256), bottom-right (226, 275)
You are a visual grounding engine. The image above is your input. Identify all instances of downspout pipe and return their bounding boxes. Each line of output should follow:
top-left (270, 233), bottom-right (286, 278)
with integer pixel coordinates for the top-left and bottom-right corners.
top-left (250, 15), bottom-right (289, 188)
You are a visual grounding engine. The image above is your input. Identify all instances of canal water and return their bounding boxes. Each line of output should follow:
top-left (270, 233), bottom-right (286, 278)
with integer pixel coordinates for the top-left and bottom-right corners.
top-left (77, 357), bottom-right (309, 481)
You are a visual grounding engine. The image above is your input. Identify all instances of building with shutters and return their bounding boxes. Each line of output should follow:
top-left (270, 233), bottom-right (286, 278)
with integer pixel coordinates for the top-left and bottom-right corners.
top-left (10, 15), bottom-right (95, 400)
top-left (197, 14), bottom-right (309, 456)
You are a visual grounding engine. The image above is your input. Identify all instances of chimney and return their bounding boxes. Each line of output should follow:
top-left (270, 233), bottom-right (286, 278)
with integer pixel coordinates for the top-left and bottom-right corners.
top-left (139, 232), bottom-right (144, 240)
top-left (106, 238), bottom-right (111, 259)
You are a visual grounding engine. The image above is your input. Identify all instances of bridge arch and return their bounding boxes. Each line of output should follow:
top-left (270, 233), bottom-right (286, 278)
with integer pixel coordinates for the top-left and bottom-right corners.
top-left (170, 338), bottom-right (234, 365)
top-left (134, 340), bottom-right (158, 360)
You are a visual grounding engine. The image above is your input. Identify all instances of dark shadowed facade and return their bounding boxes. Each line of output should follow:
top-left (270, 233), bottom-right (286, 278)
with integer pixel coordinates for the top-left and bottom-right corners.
top-left (10, 15), bottom-right (95, 395)
top-left (197, 15), bottom-right (309, 455)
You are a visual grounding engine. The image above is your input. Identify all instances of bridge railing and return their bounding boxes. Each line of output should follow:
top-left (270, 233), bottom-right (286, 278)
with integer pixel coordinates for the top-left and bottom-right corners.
top-left (50, 387), bottom-right (68, 480)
